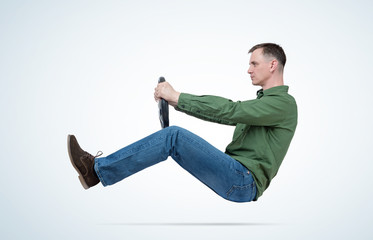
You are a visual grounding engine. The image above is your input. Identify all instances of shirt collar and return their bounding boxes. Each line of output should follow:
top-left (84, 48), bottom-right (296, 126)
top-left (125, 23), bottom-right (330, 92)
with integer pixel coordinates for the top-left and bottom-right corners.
top-left (256, 85), bottom-right (289, 99)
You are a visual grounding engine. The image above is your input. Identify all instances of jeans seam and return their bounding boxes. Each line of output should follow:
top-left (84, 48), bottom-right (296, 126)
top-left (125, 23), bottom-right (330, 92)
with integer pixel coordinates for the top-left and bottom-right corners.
top-left (251, 183), bottom-right (257, 200)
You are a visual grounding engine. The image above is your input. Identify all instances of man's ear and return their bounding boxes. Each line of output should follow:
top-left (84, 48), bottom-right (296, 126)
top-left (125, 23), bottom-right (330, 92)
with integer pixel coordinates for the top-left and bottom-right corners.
top-left (270, 59), bottom-right (278, 73)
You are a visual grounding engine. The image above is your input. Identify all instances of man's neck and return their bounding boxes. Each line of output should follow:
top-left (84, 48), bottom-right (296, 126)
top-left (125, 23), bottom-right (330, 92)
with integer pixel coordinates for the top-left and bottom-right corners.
top-left (261, 75), bottom-right (284, 90)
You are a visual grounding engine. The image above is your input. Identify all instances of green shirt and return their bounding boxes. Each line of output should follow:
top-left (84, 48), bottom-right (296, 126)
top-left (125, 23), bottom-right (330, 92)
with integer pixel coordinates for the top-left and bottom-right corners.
top-left (175, 85), bottom-right (297, 200)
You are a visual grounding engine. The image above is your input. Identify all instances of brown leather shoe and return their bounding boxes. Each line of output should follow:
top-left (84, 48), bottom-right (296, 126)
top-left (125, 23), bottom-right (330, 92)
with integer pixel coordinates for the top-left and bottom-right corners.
top-left (67, 135), bottom-right (102, 189)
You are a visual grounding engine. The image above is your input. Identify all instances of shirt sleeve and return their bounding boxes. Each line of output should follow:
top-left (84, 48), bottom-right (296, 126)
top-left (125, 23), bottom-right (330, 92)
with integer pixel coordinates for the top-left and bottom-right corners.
top-left (175, 93), bottom-right (289, 126)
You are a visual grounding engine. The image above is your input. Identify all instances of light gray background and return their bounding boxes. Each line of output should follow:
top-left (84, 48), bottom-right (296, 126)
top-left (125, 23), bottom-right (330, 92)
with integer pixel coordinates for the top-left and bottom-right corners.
top-left (1, 0), bottom-right (372, 239)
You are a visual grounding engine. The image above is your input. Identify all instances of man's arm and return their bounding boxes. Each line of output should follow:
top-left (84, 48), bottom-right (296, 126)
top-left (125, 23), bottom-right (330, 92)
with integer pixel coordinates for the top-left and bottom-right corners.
top-left (176, 93), bottom-right (292, 127)
top-left (154, 82), bottom-right (292, 127)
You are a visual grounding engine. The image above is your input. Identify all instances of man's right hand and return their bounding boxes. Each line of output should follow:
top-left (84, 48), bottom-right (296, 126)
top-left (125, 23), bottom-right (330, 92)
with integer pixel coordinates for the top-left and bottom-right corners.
top-left (154, 82), bottom-right (180, 107)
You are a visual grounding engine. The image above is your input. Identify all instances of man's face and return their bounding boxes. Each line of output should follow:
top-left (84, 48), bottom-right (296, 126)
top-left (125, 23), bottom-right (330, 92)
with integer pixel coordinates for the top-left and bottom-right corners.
top-left (247, 48), bottom-right (272, 87)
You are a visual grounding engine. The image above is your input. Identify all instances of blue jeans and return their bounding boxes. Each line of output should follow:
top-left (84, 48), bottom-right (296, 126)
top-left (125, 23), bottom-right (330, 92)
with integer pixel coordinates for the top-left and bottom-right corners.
top-left (94, 126), bottom-right (256, 202)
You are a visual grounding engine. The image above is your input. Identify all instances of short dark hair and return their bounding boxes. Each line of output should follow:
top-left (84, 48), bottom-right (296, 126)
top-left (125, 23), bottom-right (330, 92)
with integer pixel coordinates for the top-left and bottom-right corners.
top-left (249, 43), bottom-right (286, 70)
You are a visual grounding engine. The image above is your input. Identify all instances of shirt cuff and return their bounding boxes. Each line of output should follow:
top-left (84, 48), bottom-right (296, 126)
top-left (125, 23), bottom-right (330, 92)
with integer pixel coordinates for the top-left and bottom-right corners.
top-left (175, 93), bottom-right (194, 112)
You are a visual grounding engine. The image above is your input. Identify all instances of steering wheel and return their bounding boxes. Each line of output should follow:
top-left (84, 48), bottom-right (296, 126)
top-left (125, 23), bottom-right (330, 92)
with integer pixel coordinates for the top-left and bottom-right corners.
top-left (158, 77), bottom-right (169, 128)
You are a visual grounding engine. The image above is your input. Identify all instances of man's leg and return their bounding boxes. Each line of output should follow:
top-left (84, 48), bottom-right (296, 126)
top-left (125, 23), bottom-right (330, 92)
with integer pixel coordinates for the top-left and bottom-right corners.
top-left (94, 126), bottom-right (256, 202)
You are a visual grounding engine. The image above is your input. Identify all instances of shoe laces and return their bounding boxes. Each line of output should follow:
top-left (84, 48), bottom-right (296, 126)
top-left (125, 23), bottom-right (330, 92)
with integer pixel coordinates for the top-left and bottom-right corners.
top-left (81, 151), bottom-right (103, 161)
top-left (94, 151), bottom-right (103, 158)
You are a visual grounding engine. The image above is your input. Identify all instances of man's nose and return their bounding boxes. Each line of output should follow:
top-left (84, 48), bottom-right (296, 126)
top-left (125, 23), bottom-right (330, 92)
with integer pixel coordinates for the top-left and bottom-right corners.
top-left (247, 67), bottom-right (252, 74)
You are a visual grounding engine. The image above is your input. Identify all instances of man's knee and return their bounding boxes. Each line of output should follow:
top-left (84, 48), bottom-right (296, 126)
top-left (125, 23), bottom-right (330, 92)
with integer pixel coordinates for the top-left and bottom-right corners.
top-left (163, 126), bottom-right (193, 139)
top-left (164, 125), bottom-right (184, 133)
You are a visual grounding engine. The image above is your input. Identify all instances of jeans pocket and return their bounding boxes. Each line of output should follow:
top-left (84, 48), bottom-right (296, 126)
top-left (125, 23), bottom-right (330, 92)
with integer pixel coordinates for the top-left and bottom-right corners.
top-left (226, 170), bottom-right (257, 202)
top-left (226, 183), bottom-right (256, 203)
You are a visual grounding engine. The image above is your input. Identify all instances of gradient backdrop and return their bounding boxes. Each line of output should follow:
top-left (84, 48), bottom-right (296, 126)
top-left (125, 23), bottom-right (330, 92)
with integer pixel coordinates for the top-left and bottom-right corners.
top-left (1, 0), bottom-right (372, 239)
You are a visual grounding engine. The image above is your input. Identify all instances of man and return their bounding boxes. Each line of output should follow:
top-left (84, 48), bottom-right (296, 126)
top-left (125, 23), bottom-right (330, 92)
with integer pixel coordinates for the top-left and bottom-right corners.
top-left (67, 43), bottom-right (297, 202)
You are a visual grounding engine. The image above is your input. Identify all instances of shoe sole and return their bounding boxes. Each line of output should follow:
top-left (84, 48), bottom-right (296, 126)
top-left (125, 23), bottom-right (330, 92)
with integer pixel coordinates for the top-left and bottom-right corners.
top-left (67, 135), bottom-right (90, 190)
